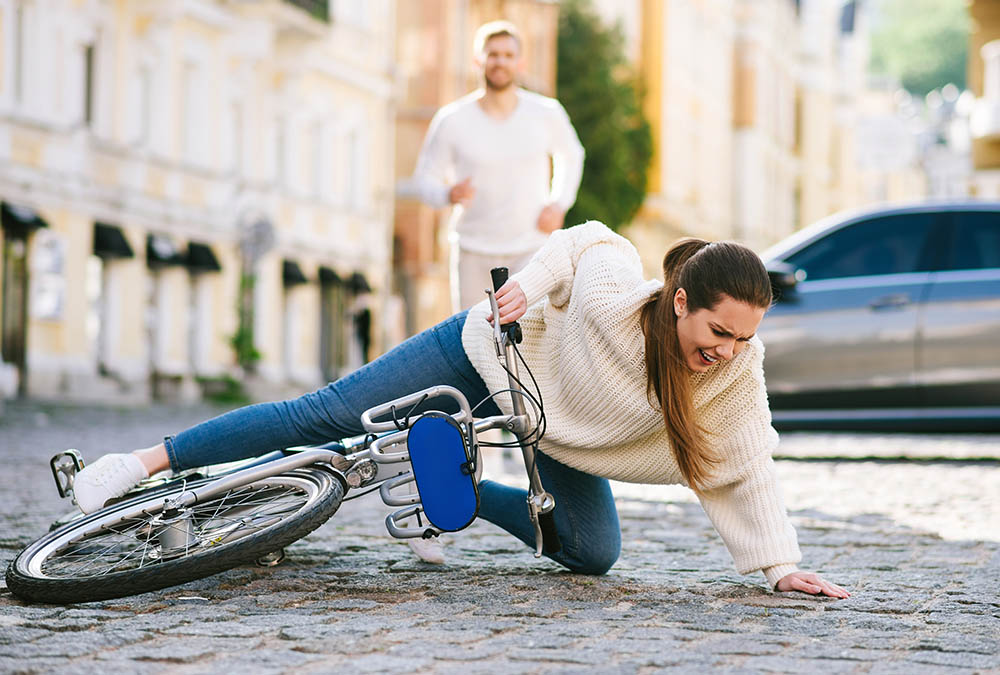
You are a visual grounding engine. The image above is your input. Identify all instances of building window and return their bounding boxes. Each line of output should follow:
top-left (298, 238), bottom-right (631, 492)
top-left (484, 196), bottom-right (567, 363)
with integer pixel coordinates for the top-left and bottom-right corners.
top-left (13, 3), bottom-right (26, 105)
top-left (282, 286), bottom-right (299, 377)
top-left (347, 128), bottom-right (366, 209)
top-left (182, 62), bottom-right (206, 163)
top-left (228, 101), bottom-right (244, 175)
top-left (275, 117), bottom-right (287, 186)
top-left (311, 122), bottom-right (323, 196)
top-left (83, 43), bottom-right (96, 126)
top-left (188, 273), bottom-right (212, 374)
top-left (85, 255), bottom-right (106, 370)
top-left (128, 65), bottom-right (152, 144)
top-left (137, 66), bottom-right (151, 143)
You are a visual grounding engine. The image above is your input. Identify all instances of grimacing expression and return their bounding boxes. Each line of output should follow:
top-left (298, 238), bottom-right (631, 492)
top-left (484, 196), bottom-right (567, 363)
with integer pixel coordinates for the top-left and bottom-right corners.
top-left (673, 290), bottom-right (767, 373)
top-left (480, 34), bottom-right (519, 91)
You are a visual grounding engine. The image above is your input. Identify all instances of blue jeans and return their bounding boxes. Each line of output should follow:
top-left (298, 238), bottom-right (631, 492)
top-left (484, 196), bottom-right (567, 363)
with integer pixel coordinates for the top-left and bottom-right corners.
top-left (164, 312), bottom-right (620, 574)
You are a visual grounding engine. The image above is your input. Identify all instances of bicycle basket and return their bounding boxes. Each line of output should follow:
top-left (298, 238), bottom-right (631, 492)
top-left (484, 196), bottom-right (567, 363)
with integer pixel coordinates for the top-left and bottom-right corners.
top-left (407, 412), bottom-right (479, 531)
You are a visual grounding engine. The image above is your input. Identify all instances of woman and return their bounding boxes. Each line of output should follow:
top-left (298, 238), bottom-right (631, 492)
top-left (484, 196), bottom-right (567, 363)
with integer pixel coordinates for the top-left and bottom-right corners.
top-left (74, 221), bottom-right (848, 598)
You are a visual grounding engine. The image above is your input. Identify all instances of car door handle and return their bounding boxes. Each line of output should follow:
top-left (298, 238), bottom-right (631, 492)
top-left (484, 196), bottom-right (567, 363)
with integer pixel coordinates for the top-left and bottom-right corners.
top-left (869, 293), bottom-right (911, 310)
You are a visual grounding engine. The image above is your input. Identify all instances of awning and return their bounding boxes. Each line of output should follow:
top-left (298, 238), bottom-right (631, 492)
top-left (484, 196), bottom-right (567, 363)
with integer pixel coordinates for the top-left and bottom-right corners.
top-left (348, 271), bottom-right (372, 294)
top-left (283, 259), bottom-right (309, 286)
top-left (186, 242), bottom-right (221, 273)
top-left (2, 202), bottom-right (48, 235)
top-left (318, 266), bottom-right (342, 285)
top-left (147, 234), bottom-right (186, 267)
top-left (93, 223), bottom-right (135, 259)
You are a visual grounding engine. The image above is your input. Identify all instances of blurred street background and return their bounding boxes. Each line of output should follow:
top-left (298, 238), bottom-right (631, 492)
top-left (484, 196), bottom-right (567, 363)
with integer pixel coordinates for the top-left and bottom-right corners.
top-left (0, 0), bottom-right (991, 410)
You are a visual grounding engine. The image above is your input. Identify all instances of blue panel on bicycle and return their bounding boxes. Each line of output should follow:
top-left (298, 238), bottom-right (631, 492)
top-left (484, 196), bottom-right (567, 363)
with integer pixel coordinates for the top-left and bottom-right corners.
top-left (407, 413), bottom-right (479, 532)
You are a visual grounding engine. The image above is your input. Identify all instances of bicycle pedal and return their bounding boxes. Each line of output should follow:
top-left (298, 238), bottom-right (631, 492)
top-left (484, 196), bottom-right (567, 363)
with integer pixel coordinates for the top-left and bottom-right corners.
top-left (50, 450), bottom-right (85, 499)
top-left (256, 549), bottom-right (286, 567)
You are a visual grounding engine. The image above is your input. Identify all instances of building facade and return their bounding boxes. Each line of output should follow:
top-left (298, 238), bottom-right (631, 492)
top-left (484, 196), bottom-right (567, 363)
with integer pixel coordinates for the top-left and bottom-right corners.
top-left (969, 0), bottom-right (1000, 193)
top-left (0, 0), bottom-right (396, 405)
top-left (731, 0), bottom-right (800, 250)
top-left (591, 0), bottom-right (914, 275)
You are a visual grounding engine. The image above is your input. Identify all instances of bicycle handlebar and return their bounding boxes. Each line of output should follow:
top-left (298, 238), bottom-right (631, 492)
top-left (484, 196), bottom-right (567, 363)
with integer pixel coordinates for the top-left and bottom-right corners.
top-left (490, 266), bottom-right (508, 293)
top-left (489, 266), bottom-right (522, 344)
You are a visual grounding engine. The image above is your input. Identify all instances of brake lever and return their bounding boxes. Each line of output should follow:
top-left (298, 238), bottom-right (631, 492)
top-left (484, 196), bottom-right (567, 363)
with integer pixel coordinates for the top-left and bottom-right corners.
top-left (486, 288), bottom-right (504, 357)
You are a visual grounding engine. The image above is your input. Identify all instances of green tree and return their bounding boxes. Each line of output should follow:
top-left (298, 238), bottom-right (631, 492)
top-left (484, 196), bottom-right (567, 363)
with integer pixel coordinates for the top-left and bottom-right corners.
top-left (869, 0), bottom-right (969, 97)
top-left (231, 271), bottom-right (261, 371)
top-left (557, 0), bottom-right (652, 232)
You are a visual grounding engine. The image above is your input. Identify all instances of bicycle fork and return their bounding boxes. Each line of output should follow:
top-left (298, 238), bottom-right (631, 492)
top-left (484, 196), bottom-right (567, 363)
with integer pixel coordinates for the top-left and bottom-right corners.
top-left (488, 283), bottom-right (560, 558)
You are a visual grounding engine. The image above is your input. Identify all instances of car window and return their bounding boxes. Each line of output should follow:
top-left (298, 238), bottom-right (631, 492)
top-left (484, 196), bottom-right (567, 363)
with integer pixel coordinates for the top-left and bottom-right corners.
top-left (950, 212), bottom-right (1000, 270)
top-left (785, 213), bottom-right (936, 281)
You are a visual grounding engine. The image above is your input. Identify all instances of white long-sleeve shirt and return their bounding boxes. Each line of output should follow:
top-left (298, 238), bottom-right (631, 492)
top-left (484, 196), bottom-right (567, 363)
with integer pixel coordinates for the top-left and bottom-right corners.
top-left (461, 222), bottom-right (802, 587)
top-left (406, 88), bottom-right (585, 255)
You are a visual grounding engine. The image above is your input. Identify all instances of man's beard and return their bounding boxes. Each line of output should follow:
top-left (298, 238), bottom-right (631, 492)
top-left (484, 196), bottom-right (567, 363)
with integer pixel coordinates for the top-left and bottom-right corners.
top-left (485, 71), bottom-right (514, 91)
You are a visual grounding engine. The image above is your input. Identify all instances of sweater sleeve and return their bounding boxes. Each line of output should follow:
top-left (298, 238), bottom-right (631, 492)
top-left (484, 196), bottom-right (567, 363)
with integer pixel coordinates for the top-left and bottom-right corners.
top-left (406, 108), bottom-right (454, 208)
top-left (693, 352), bottom-right (802, 588)
top-left (547, 101), bottom-right (585, 211)
top-left (697, 450), bottom-right (802, 588)
top-left (511, 220), bottom-right (643, 309)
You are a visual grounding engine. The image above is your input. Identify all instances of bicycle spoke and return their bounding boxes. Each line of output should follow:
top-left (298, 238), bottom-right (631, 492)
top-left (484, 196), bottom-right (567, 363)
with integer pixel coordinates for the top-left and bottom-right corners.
top-left (39, 481), bottom-right (312, 579)
top-left (138, 513), bottom-right (155, 569)
top-left (49, 522), bottom-right (157, 577)
top-left (49, 522), bottom-right (150, 576)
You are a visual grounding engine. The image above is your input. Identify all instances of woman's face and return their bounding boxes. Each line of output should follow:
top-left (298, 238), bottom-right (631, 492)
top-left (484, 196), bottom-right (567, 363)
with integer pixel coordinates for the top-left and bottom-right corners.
top-left (674, 289), bottom-right (767, 372)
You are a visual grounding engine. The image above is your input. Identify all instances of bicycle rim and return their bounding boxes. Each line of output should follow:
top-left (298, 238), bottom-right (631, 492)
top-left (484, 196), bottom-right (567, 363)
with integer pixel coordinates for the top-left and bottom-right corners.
top-left (7, 467), bottom-right (344, 604)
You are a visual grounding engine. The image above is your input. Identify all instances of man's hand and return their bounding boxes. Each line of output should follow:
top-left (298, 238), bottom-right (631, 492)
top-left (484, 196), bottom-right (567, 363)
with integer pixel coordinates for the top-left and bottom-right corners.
top-left (449, 177), bottom-right (476, 206)
top-left (775, 571), bottom-right (850, 599)
top-left (487, 280), bottom-right (527, 325)
top-left (536, 204), bottom-right (565, 233)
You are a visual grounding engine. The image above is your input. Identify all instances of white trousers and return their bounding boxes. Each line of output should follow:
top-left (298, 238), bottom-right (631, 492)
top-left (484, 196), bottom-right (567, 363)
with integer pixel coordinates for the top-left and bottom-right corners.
top-left (452, 247), bottom-right (537, 313)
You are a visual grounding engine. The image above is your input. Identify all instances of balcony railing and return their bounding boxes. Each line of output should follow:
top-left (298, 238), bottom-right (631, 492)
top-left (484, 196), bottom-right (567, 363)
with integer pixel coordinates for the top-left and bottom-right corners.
top-left (282, 0), bottom-right (329, 22)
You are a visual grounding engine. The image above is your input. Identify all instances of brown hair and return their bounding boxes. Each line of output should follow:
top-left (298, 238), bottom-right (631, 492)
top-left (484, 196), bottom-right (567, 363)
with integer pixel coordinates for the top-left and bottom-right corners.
top-left (473, 20), bottom-right (522, 57)
top-left (639, 238), bottom-right (772, 493)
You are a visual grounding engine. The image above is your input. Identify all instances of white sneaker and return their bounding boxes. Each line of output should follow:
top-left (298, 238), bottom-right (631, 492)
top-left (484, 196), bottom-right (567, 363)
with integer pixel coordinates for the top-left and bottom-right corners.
top-left (74, 453), bottom-right (149, 514)
top-left (407, 536), bottom-right (446, 564)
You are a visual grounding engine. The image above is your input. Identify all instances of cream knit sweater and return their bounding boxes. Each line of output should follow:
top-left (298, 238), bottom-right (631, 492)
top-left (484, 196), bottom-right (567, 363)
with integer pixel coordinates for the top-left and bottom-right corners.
top-left (461, 221), bottom-right (802, 587)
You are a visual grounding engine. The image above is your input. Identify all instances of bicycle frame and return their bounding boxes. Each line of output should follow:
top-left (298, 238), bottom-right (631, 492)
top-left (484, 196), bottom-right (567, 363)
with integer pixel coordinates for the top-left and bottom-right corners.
top-left (49, 292), bottom-right (557, 560)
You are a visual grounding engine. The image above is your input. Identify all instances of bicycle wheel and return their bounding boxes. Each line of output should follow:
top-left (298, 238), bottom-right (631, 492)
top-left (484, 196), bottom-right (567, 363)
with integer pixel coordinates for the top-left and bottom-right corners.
top-left (6, 466), bottom-right (344, 604)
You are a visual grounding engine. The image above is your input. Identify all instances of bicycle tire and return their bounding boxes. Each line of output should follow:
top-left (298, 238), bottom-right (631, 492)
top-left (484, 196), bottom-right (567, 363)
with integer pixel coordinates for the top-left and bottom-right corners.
top-left (6, 466), bottom-right (345, 604)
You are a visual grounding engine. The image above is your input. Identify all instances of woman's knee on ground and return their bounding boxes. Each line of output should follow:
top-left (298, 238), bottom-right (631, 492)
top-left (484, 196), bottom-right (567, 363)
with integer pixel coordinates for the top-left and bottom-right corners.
top-left (558, 531), bottom-right (621, 575)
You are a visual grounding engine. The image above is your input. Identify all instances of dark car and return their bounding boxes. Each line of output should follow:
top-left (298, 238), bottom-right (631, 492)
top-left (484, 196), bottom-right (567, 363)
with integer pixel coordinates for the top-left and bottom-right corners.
top-left (757, 201), bottom-right (1000, 431)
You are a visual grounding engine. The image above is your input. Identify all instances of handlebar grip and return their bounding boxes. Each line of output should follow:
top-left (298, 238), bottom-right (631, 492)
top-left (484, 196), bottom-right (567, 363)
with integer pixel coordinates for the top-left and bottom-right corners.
top-left (490, 267), bottom-right (509, 293)
top-left (538, 511), bottom-right (562, 555)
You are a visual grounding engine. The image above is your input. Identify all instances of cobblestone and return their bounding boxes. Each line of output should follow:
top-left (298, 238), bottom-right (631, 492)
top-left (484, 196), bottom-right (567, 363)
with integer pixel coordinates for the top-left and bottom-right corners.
top-left (1, 401), bottom-right (998, 673)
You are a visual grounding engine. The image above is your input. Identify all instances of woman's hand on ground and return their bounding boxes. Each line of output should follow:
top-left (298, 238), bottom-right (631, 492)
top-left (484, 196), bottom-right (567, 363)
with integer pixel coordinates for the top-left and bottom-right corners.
top-left (775, 571), bottom-right (850, 599)
top-left (487, 280), bottom-right (527, 325)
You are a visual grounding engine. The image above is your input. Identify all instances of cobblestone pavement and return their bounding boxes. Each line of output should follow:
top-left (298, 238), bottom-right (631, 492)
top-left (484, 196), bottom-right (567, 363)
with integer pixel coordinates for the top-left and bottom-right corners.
top-left (1, 401), bottom-right (998, 674)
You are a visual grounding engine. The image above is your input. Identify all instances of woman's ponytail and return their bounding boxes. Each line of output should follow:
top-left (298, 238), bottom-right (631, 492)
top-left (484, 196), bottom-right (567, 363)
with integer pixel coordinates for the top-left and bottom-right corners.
top-left (640, 239), bottom-right (713, 493)
top-left (640, 237), bottom-right (771, 493)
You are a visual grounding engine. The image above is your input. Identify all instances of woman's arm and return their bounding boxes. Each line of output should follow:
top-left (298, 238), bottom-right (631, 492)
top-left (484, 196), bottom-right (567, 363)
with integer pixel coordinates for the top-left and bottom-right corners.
top-left (509, 220), bottom-right (643, 310)
top-left (694, 346), bottom-right (850, 597)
